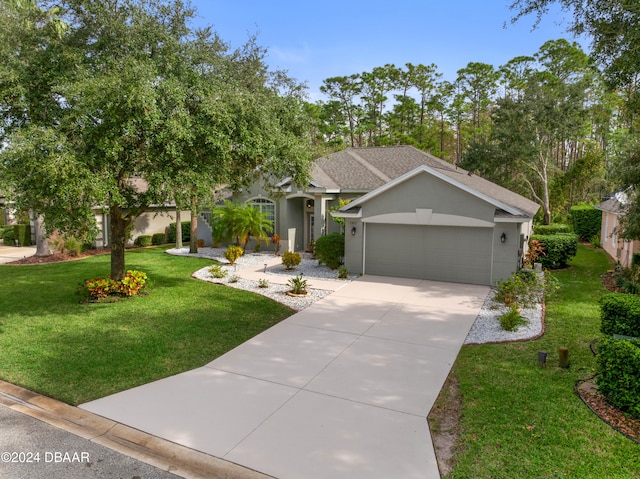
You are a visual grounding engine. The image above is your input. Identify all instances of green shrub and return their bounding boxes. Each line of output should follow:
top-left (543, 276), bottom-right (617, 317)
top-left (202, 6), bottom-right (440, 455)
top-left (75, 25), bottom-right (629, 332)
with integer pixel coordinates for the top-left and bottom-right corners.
top-left (600, 293), bottom-right (640, 337)
top-left (314, 233), bottom-right (345, 270)
top-left (533, 224), bottom-right (572, 235)
top-left (135, 235), bottom-right (152, 247)
top-left (530, 233), bottom-right (578, 269)
top-left (287, 275), bottom-right (309, 294)
top-left (258, 278), bottom-right (269, 288)
top-left (209, 264), bottom-right (228, 279)
top-left (596, 337), bottom-right (640, 420)
top-left (282, 251), bottom-right (302, 270)
top-left (570, 204), bottom-right (601, 241)
top-left (494, 269), bottom-right (552, 310)
top-left (337, 265), bottom-right (349, 279)
top-left (151, 233), bottom-right (166, 245)
top-left (13, 224), bottom-right (31, 246)
top-left (167, 221), bottom-right (191, 243)
top-left (499, 306), bottom-right (527, 331)
top-left (2, 228), bottom-right (15, 245)
top-left (224, 245), bottom-right (243, 264)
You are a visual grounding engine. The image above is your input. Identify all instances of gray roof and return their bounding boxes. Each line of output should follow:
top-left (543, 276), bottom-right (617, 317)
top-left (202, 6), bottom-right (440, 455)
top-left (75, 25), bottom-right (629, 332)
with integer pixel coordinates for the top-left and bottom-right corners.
top-left (596, 197), bottom-right (626, 215)
top-left (312, 146), bottom-right (539, 218)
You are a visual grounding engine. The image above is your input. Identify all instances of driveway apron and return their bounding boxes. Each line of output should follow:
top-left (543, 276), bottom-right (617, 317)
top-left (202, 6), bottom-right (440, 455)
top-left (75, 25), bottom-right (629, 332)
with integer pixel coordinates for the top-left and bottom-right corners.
top-left (81, 275), bottom-right (489, 479)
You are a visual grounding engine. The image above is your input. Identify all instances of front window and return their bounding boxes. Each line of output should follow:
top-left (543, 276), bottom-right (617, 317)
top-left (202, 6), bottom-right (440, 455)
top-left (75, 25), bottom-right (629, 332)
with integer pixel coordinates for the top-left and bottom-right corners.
top-left (247, 197), bottom-right (275, 226)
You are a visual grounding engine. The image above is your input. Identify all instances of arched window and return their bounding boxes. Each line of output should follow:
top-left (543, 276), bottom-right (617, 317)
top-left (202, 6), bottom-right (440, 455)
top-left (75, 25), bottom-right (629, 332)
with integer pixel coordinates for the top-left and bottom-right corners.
top-left (247, 197), bottom-right (275, 226)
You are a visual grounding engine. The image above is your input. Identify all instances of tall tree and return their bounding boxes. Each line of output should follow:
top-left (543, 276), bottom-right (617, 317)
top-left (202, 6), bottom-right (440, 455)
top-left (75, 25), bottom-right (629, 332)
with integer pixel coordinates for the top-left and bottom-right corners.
top-left (510, 0), bottom-right (640, 235)
top-left (0, 0), bottom-right (311, 279)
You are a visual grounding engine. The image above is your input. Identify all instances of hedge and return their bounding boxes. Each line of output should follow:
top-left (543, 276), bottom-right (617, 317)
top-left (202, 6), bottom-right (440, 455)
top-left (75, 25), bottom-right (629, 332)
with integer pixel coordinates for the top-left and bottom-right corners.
top-left (134, 235), bottom-right (152, 247)
top-left (570, 204), bottom-right (601, 241)
top-left (2, 228), bottom-right (15, 245)
top-left (13, 224), bottom-right (31, 246)
top-left (314, 233), bottom-right (345, 270)
top-left (533, 223), bottom-right (572, 235)
top-left (596, 337), bottom-right (640, 420)
top-left (167, 221), bottom-right (191, 243)
top-left (530, 233), bottom-right (578, 269)
top-left (151, 233), bottom-right (166, 245)
top-left (600, 293), bottom-right (640, 337)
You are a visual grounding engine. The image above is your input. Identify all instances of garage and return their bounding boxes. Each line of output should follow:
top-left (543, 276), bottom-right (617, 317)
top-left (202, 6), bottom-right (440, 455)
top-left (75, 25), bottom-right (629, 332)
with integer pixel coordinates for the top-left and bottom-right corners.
top-left (364, 224), bottom-right (494, 285)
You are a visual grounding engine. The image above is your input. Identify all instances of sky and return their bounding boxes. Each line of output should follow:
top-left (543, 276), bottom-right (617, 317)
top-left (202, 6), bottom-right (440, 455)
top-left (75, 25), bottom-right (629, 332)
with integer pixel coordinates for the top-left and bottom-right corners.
top-left (189, 1), bottom-right (585, 101)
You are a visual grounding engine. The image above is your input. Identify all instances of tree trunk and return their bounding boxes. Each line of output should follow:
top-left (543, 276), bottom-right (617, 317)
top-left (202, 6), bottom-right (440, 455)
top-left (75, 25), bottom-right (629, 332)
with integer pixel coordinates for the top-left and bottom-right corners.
top-left (175, 207), bottom-right (182, 249)
top-left (34, 214), bottom-right (51, 256)
top-left (110, 205), bottom-right (127, 281)
top-left (189, 194), bottom-right (198, 254)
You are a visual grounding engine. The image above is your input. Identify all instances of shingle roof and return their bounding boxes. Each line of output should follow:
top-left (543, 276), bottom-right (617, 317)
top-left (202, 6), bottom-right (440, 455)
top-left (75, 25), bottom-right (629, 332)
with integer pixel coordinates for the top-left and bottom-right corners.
top-left (312, 146), bottom-right (539, 218)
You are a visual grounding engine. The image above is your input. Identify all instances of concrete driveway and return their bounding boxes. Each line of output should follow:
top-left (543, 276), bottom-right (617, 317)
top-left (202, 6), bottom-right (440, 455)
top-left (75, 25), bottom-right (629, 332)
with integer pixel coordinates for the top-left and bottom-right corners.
top-left (81, 275), bottom-right (489, 479)
top-left (0, 244), bottom-right (36, 264)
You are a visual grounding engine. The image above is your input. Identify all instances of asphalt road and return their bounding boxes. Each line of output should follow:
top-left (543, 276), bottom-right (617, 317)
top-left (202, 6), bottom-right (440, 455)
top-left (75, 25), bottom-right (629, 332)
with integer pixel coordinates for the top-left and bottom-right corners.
top-left (0, 404), bottom-right (181, 479)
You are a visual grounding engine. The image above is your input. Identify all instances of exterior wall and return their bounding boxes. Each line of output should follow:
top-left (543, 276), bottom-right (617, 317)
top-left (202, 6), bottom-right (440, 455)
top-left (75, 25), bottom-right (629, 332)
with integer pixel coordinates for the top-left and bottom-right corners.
top-left (361, 173), bottom-right (496, 222)
top-left (492, 222), bottom-right (523, 283)
top-left (94, 208), bottom-right (191, 247)
top-left (600, 210), bottom-right (640, 268)
top-left (343, 217), bottom-right (364, 274)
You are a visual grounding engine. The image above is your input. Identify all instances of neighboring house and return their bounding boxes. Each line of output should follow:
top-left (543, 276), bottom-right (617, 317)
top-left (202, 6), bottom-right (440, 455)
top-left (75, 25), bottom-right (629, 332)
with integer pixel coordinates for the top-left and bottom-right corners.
top-left (234, 146), bottom-right (539, 286)
top-left (595, 189), bottom-right (640, 268)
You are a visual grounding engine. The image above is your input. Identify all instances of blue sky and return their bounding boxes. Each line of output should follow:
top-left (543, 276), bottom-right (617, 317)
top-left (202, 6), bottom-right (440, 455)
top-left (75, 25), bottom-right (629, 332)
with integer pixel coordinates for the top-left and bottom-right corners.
top-left (190, 1), bottom-right (584, 101)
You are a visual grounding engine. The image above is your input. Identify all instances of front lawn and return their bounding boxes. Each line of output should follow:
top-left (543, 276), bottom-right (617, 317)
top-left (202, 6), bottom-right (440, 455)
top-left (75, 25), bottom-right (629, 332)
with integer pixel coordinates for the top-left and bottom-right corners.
top-left (448, 245), bottom-right (640, 478)
top-left (0, 247), bottom-right (293, 405)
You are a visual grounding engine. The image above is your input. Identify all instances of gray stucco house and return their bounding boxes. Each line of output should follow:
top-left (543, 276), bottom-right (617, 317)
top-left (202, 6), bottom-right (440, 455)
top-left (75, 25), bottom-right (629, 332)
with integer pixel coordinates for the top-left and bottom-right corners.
top-left (232, 146), bottom-right (539, 286)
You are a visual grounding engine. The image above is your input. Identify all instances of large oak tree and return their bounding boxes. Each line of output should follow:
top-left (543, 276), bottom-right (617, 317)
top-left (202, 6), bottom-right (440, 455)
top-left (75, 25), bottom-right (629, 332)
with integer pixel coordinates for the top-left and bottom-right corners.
top-left (0, 0), bottom-right (312, 279)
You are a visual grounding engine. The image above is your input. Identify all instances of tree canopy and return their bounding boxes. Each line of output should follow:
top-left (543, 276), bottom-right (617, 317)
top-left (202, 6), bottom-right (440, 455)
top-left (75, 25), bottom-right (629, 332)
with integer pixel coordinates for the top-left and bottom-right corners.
top-left (0, 0), bottom-right (312, 279)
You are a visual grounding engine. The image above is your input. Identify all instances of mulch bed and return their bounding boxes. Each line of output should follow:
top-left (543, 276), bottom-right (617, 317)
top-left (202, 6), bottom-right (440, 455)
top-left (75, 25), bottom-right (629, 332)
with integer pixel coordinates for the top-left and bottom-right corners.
top-left (577, 380), bottom-right (640, 444)
top-left (6, 248), bottom-right (111, 265)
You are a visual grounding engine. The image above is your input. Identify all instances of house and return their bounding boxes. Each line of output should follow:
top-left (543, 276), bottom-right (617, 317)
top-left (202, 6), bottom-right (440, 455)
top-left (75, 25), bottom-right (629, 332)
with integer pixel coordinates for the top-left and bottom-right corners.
top-left (595, 189), bottom-right (640, 268)
top-left (233, 146), bottom-right (539, 286)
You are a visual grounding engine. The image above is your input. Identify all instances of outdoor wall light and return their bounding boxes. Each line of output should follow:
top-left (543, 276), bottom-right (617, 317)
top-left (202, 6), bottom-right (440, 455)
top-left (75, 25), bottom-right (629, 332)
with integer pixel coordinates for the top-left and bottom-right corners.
top-left (306, 199), bottom-right (313, 209)
top-left (351, 226), bottom-right (357, 236)
top-left (500, 232), bottom-right (506, 243)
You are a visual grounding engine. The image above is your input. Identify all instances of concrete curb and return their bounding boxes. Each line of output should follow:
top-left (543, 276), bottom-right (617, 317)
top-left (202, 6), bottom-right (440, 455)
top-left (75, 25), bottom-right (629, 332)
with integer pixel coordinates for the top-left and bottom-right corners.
top-left (0, 380), bottom-right (274, 479)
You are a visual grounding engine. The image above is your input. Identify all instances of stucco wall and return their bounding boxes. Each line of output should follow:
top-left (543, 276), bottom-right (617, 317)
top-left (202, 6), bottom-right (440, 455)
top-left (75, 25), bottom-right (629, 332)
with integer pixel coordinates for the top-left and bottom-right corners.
top-left (360, 173), bottom-right (496, 222)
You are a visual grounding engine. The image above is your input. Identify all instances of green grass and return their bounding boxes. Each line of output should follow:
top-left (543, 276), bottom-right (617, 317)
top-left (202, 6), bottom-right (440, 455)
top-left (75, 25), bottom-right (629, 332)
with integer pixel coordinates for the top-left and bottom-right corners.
top-left (449, 245), bottom-right (640, 478)
top-left (0, 247), bottom-right (293, 405)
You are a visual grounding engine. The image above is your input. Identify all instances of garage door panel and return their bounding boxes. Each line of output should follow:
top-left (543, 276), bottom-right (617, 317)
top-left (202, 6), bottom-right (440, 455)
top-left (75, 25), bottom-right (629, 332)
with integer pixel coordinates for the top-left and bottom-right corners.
top-left (365, 224), bottom-right (492, 285)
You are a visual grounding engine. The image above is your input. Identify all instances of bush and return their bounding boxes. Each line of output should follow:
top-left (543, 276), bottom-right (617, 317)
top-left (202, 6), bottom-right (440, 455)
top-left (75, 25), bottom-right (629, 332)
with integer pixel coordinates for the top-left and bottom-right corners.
top-left (533, 224), bottom-right (572, 235)
top-left (287, 275), bottom-right (309, 294)
top-left (596, 337), bottom-right (640, 420)
top-left (135, 235), bottom-right (152, 247)
top-left (12, 224), bottom-right (31, 246)
top-left (314, 233), bottom-right (345, 270)
top-left (209, 264), bottom-right (228, 279)
top-left (337, 265), bottom-right (349, 279)
top-left (570, 204), bottom-right (601, 241)
top-left (282, 251), bottom-right (301, 270)
top-left (530, 233), bottom-right (578, 269)
top-left (51, 234), bottom-right (84, 256)
top-left (224, 245), bottom-right (243, 265)
top-left (151, 233), bottom-right (166, 245)
top-left (83, 270), bottom-right (148, 301)
top-left (499, 306), bottom-right (527, 331)
top-left (2, 228), bottom-right (15, 245)
top-left (167, 221), bottom-right (191, 243)
top-left (600, 293), bottom-right (640, 337)
top-left (495, 269), bottom-right (548, 310)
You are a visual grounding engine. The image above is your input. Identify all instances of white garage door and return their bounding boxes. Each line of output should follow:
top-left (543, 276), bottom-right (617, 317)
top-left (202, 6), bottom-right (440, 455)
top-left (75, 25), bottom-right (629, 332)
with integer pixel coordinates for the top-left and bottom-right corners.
top-left (365, 224), bottom-right (493, 285)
